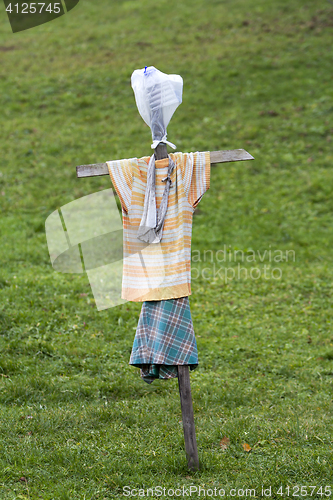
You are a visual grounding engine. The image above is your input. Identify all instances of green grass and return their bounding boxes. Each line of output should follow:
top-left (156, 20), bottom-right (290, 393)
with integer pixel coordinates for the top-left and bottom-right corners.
top-left (1, 0), bottom-right (333, 498)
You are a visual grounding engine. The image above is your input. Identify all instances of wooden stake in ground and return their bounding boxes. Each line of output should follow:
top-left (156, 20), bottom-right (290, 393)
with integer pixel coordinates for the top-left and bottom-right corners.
top-left (76, 145), bottom-right (254, 471)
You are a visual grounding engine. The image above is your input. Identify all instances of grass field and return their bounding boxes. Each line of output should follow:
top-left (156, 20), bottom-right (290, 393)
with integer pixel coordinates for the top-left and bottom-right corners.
top-left (0, 0), bottom-right (333, 498)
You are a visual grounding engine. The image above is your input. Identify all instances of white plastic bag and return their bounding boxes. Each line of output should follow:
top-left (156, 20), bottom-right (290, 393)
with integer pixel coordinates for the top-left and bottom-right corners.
top-left (131, 66), bottom-right (183, 149)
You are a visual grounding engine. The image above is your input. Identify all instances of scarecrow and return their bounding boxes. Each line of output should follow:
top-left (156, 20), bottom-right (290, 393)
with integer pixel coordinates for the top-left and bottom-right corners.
top-left (47, 66), bottom-right (253, 469)
top-left (106, 66), bottom-right (210, 385)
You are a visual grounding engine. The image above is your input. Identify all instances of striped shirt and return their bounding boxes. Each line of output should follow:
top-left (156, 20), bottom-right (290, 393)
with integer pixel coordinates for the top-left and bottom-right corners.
top-left (107, 151), bottom-right (210, 302)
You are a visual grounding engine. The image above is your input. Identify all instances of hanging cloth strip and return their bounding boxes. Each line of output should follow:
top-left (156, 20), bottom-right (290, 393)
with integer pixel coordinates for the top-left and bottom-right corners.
top-left (137, 153), bottom-right (176, 244)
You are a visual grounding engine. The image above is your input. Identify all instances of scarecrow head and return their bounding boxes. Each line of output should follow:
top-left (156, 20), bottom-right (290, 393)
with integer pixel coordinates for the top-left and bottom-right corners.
top-left (131, 66), bottom-right (183, 150)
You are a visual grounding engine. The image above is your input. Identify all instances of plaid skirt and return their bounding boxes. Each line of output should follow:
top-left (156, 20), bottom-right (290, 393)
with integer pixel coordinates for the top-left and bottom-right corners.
top-left (130, 296), bottom-right (198, 384)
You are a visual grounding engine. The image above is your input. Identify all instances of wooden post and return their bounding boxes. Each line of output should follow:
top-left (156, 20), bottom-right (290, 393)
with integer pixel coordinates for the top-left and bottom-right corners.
top-left (178, 365), bottom-right (199, 470)
top-left (154, 143), bottom-right (200, 471)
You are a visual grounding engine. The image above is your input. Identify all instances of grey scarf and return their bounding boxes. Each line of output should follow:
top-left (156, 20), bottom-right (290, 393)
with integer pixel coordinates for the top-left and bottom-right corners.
top-left (137, 154), bottom-right (175, 244)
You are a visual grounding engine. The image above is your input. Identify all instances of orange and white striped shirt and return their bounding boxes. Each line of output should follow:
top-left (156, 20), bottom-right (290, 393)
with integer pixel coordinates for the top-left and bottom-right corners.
top-left (107, 151), bottom-right (210, 302)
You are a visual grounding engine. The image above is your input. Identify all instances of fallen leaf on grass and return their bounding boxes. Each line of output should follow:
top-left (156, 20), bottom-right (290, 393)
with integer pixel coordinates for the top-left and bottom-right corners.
top-left (19, 477), bottom-right (28, 482)
top-left (242, 442), bottom-right (252, 452)
top-left (219, 436), bottom-right (230, 450)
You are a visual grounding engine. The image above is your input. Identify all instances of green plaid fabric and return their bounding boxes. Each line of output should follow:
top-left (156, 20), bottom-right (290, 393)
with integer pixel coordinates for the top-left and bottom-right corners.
top-left (130, 296), bottom-right (198, 384)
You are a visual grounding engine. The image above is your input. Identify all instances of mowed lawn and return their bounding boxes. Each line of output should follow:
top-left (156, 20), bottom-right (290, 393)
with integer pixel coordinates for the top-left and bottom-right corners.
top-left (0, 0), bottom-right (333, 498)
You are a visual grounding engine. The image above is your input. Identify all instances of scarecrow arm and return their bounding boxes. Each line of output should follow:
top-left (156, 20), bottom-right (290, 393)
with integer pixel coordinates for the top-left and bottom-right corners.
top-left (75, 149), bottom-right (254, 179)
top-left (210, 148), bottom-right (254, 164)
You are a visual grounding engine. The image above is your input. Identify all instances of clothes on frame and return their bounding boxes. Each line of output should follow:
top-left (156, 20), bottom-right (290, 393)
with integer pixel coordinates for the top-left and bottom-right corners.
top-left (107, 151), bottom-right (210, 302)
top-left (107, 150), bottom-right (210, 382)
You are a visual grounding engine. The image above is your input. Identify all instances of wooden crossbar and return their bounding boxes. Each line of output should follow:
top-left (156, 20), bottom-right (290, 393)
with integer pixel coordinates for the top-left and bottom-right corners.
top-left (76, 149), bottom-right (254, 178)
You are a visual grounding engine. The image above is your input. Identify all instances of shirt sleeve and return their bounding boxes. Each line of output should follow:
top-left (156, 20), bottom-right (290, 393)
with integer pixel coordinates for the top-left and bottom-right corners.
top-left (187, 151), bottom-right (211, 208)
top-left (106, 158), bottom-right (134, 213)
